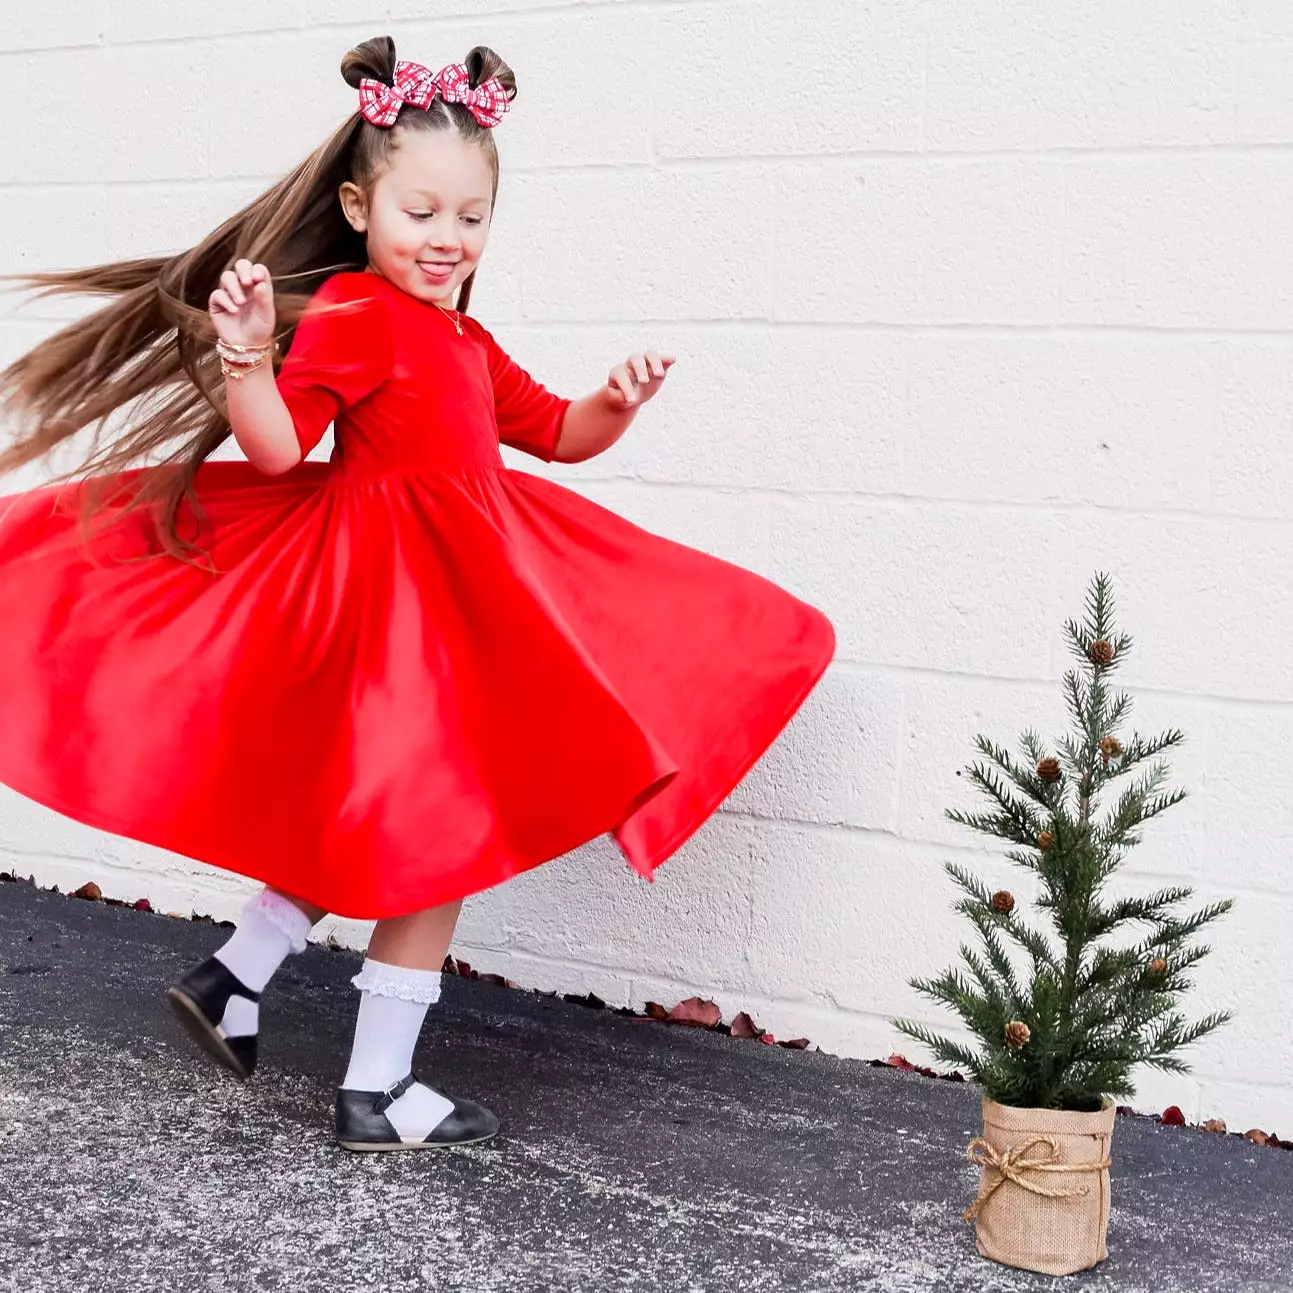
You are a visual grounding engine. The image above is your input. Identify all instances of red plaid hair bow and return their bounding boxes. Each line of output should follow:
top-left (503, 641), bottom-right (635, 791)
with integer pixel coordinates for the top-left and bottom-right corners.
top-left (435, 62), bottom-right (510, 129)
top-left (357, 60), bottom-right (511, 130)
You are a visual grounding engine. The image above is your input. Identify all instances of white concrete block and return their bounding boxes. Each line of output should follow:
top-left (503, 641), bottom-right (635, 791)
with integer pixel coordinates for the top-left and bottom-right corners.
top-left (1063, 155), bottom-right (1293, 329)
top-left (1201, 705), bottom-right (1293, 896)
top-left (1239, 0), bottom-right (1293, 37)
top-left (102, 0), bottom-right (305, 42)
top-left (746, 820), bottom-right (1025, 1019)
top-left (775, 160), bottom-right (1064, 325)
top-left (653, 0), bottom-right (924, 158)
top-left (1237, 37), bottom-right (1293, 144)
top-left (510, 169), bottom-right (776, 320)
top-left (509, 324), bottom-right (908, 494)
top-left (904, 336), bottom-right (1218, 512)
top-left (725, 665), bottom-right (904, 832)
top-left (1051, 515), bottom-right (1293, 703)
top-left (926, 0), bottom-right (1237, 150)
top-left (0, 2), bottom-right (103, 52)
top-left (463, 816), bottom-right (760, 989)
top-left (572, 484), bottom-right (1066, 676)
top-left (388, 10), bottom-right (657, 170)
top-left (1214, 341), bottom-right (1293, 519)
top-left (15, 45), bottom-right (211, 184)
top-left (0, 182), bottom-right (266, 276)
top-left (202, 28), bottom-right (354, 182)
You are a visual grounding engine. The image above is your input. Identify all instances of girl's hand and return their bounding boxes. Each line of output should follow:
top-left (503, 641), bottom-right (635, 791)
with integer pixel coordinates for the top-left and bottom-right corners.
top-left (605, 350), bottom-right (675, 409)
top-left (209, 259), bottom-right (276, 349)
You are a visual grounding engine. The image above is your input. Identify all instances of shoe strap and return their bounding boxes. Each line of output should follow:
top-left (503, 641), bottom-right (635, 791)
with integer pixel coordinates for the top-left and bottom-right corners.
top-left (374, 1073), bottom-right (419, 1115)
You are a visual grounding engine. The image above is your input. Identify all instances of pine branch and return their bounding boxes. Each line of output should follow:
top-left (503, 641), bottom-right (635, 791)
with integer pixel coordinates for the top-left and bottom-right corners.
top-left (892, 1020), bottom-right (985, 1081)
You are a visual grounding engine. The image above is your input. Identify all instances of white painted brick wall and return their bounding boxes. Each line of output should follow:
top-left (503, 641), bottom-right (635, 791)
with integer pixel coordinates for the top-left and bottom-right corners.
top-left (1, 0), bottom-right (1291, 1132)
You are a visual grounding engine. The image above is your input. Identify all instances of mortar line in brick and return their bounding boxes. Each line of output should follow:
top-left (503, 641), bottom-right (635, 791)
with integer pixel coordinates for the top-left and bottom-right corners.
top-left (448, 938), bottom-right (961, 1036)
top-left (558, 471), bottom-right (1293, 527)
top-left (0, 0), bottom-right (666, 53)
top-left (715, 809), bottom-right (1293, 905)
top-left (503, 320), bottom-right (1293, 340)
top-left (826, 658), bottom-right (1293, 716)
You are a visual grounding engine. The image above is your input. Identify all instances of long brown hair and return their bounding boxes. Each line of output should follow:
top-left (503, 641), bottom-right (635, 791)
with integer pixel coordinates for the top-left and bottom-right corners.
top-left (0, 37), bottom-right (517, 566)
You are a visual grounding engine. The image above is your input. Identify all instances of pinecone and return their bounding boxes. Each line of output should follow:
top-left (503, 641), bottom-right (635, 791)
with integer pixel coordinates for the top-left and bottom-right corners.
top-left (1004, 1020), bottom-right (1031, 1050)
top-left (1037, 830), bottom-right (1055, 851)
top-left (1148, 957), bottom-right (1168, 976)
top-left (1036, 757), bottom-right (1062, 783)
top-left (1089, 639), bottom-right (1115, 667)
top-left (991, 890), bottom-right (1015, 914)
top-left (1099, 736), bottom-right (1124, 766)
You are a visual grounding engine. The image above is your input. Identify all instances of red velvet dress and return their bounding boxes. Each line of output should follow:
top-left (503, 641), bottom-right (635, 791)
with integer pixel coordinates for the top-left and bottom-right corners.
top-left (0, 272), bottom-right (834, 918)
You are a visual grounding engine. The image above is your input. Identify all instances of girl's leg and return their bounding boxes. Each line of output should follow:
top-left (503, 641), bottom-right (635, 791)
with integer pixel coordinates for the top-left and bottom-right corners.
top-left (167, 886), bottom-right (320, 1080)
top-left (337, 899), bottom-right (498, 1151)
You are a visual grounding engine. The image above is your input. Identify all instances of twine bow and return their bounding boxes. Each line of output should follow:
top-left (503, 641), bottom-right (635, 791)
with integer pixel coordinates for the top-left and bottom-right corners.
top-left (962, 1135), bottom-right (1112, 1224)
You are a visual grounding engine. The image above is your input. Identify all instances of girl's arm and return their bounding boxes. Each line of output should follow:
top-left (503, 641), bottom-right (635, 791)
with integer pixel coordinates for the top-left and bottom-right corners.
top-left (224, 365), bottom-right (303, 476)
top-left (209, 259), bottom-right (303, 476)
top-left (553, 350), bottom-right (674, 464)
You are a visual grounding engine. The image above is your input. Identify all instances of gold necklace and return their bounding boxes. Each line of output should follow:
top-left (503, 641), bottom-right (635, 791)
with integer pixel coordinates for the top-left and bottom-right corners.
top-left (434, 302), bottom-right (463, 336)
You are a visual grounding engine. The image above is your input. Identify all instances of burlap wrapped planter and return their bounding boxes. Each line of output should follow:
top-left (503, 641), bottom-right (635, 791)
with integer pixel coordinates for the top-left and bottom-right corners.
top-left (964, 1097), bottom-right (1115, 1277)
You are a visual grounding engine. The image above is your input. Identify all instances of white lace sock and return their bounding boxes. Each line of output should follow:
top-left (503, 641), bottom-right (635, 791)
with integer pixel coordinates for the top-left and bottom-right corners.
top-left (211, 889), bottom-right (313, 1037)
top-left (342, 958), bottom-right (454, 1139)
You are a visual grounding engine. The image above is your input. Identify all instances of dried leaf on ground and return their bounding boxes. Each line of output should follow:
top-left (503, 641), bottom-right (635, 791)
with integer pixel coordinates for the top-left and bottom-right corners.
top-left (1202, 1119), bottom-right (1227, 1134)
top-left (133, 899), bottom-right (151, 912)
top-left (730, 1011), bottom-right (762, 1039)
top-left (666, 997), bottom-right (722, 1029)
top-left (1160, 1106), bottom-right (1186, 1126)
top-left (72, 882), bottom-right (102, 901)
top-left (1243, 1128), bottom-right (1270, 1146)
top-left (644, 1001), bottom-right (669, 1020)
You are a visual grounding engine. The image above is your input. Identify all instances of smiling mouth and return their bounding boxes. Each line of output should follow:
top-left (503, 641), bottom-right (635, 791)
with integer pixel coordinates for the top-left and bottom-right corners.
top-left (418, 262), bottom-right (459, 278)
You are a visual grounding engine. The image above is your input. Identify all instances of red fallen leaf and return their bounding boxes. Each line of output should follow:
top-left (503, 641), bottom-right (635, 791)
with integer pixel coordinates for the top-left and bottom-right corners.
top-left (761, 1034), bottom-right (777, 1045)
top-left (478, 973), bottom-right (508, 986)
top-left (1268, 1132), bottom-right (1293, 1150)
top-left (132, 898), bottom-right (151, 912)
top-left (455, 959), bottom-right (472, 977)
top-left (888, 1054), bottom-right (918, 1072)
top-left (73, 882), bottom-right (102, 901)
top-left (781, 1038), bottom-right (810, 1050)
top-left (730, 1011), bottom-right (762, 1039)
top-left (644, 1002), bottom-right (669, 1020)
top-left (666, 997), bottom-right (722, 1029)
top-left (1244, 1128), bottom-right (1270, 1146)
top-left (1160, 1106), bottom-right (1186, 1126)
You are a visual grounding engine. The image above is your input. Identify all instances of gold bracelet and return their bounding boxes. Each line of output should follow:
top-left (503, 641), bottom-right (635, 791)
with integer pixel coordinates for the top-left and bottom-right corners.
top-left (220, 353), bottom-right (270, 380)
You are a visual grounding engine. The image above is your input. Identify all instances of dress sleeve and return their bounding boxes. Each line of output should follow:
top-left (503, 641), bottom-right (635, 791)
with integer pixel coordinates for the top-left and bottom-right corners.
top-left (479, 327), bottom-right (571, 463)
top-left (275, 274), bottom-right (394, 456)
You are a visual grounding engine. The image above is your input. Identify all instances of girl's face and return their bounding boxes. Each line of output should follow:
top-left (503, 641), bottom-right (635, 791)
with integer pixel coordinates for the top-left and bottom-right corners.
top-left (340, 128), bottom-right (494, 306)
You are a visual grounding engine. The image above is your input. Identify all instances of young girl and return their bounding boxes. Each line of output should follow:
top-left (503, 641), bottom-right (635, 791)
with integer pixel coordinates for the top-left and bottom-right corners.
top-left (0, 39), bottom-right (834, 1152)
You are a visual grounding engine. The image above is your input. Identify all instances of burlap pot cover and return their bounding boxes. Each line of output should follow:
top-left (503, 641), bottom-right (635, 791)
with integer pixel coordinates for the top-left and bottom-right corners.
top-left (964, 1097), bottom-right (1116, 1277)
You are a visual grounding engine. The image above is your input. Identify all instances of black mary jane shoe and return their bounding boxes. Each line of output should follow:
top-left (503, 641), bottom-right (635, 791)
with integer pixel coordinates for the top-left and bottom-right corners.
top-left (336, 1074), bottom-right (500, 1152)
top-left (166, 956), bottom-right (260, 1082)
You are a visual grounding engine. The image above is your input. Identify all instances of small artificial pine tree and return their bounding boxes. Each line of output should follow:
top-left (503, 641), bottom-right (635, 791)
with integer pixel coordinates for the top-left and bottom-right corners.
top-left (895, 574), bottom-right (1233, 1112)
